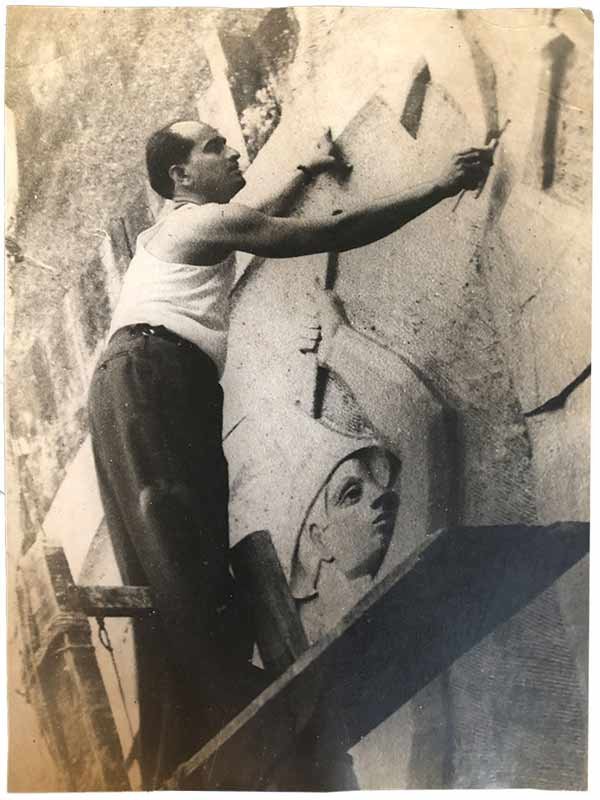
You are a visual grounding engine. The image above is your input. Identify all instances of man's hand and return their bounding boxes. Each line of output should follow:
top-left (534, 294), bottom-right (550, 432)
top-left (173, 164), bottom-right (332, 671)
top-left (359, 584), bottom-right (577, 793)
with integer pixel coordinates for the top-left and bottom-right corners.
top-left (303, 129), bottom-right (352, 179)
top-left (300, 289), bottom-right (350, 366)
top-left (251, 129), bottom-right (351, 217)
top-left (438, 144), bottom-right (495, 198)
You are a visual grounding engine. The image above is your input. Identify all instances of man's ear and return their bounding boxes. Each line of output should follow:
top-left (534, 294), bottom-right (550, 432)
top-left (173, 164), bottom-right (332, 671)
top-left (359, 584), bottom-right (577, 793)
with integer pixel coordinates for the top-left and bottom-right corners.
top-left (168, 163), bottom-right (187, 187)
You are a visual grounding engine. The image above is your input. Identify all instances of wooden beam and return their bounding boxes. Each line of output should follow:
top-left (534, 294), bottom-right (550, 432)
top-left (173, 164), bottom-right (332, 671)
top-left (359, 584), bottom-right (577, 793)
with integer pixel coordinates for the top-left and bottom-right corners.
top-left (230, 531), bottom-right (309, 676)
top-left (67, 584), bottom-right (155, 618)
top-left (164, 522), bottom-right (589, 790)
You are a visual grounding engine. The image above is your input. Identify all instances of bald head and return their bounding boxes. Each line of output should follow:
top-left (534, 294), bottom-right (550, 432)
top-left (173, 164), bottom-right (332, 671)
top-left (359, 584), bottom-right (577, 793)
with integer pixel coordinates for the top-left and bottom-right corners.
top-left (146, 119), bottom-right (220, 199)
top-left (169, 120), bottom-right (220, 148)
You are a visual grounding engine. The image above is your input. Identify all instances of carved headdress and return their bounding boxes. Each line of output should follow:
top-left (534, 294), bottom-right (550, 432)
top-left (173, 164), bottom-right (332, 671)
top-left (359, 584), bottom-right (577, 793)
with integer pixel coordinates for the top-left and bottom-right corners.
top-left (224, 397), bottom-right (389, 600)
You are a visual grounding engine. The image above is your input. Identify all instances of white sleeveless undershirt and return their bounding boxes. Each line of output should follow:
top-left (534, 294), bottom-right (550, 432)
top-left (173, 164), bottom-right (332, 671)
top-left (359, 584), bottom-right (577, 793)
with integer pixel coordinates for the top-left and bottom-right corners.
top-left (108, 212), bottom-right (236, 377)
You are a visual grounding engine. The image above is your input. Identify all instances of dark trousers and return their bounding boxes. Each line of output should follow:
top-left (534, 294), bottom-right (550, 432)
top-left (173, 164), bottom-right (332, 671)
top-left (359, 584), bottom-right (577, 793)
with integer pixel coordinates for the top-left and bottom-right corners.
top-left (88, 325), bottom-right (250, 786)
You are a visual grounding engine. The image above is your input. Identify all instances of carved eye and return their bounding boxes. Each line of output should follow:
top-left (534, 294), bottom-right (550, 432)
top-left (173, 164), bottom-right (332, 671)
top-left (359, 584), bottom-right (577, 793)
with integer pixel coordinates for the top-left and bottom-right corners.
top-left (339, 480), bottom-right (363, 507)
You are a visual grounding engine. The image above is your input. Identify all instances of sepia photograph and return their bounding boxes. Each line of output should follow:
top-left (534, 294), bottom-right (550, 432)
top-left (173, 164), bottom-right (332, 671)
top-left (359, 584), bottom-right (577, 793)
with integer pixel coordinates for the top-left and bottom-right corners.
top-left (4, 4), bottom-right (592, 792)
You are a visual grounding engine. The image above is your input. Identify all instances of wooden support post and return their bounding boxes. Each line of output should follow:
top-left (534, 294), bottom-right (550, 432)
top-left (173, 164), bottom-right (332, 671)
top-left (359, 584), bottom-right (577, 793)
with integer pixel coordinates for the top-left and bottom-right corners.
top-left (230, 530), bottom-right (309, 676)
top-left (16, 540), bottom-right (130, 791)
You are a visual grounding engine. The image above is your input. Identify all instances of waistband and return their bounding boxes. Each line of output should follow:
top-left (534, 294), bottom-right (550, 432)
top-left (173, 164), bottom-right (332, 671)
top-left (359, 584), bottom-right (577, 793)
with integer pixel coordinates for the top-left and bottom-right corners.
top-left (108, 323), bottom-right (218, 375)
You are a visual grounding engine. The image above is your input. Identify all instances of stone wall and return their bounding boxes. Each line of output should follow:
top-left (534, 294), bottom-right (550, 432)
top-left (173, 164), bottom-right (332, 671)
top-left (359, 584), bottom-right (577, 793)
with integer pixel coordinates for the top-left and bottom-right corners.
top-left (6, 7), bottom-right (592, 791)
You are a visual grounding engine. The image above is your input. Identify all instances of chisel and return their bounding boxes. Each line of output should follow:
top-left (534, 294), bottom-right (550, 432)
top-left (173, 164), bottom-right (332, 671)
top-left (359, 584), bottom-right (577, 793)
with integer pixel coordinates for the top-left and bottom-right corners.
top-left (452, 118), bottom-right (511, 212)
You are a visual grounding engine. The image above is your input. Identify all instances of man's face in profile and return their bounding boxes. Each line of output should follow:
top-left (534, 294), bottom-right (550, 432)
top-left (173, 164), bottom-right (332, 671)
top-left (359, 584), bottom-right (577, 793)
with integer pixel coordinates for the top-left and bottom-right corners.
top-left (171, 120), bottom-right (246, 201)
top-left (316, 448), bottom-right (400, 581)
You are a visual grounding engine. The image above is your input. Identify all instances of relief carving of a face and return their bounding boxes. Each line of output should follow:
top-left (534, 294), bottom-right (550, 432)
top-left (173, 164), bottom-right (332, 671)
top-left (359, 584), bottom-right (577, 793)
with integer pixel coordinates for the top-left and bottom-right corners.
top-left (291, 447), bottom-right (401, 599)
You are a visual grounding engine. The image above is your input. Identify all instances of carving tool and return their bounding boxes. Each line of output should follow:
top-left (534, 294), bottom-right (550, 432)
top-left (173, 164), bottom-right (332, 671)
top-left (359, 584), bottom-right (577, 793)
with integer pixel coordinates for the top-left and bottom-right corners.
top-left (451, 118), bottom-right (511, 212)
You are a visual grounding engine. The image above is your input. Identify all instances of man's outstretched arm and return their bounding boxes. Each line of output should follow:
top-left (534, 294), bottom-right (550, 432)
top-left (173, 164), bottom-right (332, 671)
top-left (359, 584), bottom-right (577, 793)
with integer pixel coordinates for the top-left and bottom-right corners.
top-left (199, 146), bottom-right (494, 259)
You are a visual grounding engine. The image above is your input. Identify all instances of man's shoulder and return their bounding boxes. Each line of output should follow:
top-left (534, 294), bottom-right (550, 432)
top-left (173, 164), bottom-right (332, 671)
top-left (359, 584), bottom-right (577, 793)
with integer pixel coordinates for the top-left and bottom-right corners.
top-left (168, 202), bottom-right (255, 232)
top-left (170, 201), bottom-right (222, 225)
top-left (150, 202), bottom-right (262, 259)
top-left (144, 203), bottom-right (239, 262)
top-left (152, 203), bottom-right (223, 243)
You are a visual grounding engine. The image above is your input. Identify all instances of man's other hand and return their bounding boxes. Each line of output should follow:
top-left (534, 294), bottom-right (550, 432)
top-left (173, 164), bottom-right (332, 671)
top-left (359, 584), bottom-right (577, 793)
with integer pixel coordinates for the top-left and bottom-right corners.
top-left (439, 144), bottom-right (495, 197)
top-left (304, 128), bottom-right (352, 178)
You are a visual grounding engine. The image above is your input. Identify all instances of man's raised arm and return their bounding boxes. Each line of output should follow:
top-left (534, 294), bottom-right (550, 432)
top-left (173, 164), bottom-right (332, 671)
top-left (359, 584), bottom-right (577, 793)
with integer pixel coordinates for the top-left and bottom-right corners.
top-left (250, 129), bottom-right (342, 217)
top-left (200, 146), bottom-right (494, 260)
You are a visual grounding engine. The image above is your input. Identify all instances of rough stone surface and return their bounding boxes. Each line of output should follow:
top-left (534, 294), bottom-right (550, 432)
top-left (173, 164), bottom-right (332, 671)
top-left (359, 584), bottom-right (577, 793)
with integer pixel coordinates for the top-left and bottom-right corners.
top-left (526, 378), bottom-right (591, 523)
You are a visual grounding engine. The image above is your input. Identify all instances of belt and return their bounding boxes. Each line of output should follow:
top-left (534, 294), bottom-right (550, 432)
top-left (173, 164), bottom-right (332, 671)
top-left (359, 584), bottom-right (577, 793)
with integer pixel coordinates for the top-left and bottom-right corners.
top-left (110, 324), bottom-right (216, 371)
top-left (99, 322), bottom-right (219, 383)
top-left (109, 322), bottom-right (197, 349)
top-left (121, 323), bottom-right (194, 349)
